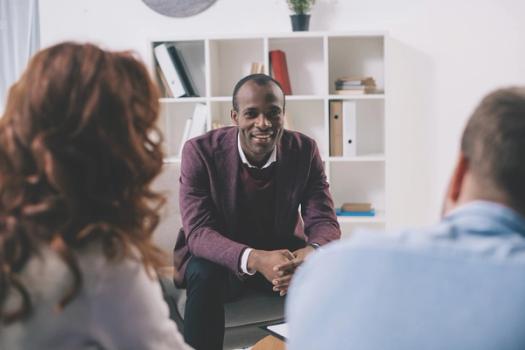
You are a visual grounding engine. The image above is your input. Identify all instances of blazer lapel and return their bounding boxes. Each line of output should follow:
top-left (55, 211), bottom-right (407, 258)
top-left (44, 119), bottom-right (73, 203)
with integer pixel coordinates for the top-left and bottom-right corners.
top-left (214, 128), bottom-right (240, 238)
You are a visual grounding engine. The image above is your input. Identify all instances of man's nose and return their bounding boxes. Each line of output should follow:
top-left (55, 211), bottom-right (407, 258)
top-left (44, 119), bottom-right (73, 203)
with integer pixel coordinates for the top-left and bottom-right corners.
top-left (255, 114), bottom-right (271, 128)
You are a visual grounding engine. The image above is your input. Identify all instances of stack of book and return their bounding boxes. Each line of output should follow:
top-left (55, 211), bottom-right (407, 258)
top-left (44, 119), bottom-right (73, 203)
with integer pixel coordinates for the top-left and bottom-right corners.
top-left (334, 77), bottom-right (376, 95)
top-left (335, 202), bottom-right (375, 217)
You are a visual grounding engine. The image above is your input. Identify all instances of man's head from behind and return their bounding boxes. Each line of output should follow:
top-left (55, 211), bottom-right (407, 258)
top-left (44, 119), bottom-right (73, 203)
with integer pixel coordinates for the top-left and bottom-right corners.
top-left (444, 87), bottom-right (525, 215)
top-left (231, 74), bottom-right (285, 167)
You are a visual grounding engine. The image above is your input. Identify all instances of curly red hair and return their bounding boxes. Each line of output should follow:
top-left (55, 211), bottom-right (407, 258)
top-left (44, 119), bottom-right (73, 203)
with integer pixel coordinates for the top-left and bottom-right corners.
top-left (0, 42), bottom-right (166, 323)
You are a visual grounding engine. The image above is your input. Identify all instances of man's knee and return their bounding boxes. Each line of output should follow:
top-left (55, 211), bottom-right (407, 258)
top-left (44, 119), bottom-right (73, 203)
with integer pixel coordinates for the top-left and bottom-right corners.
top-left (185, 257), bottom-right (226, 290)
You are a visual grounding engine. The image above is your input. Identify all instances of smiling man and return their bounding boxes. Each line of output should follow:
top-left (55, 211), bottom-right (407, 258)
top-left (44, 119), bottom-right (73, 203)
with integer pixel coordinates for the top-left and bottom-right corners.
top-left (175, 74), bottom-right (340, 350)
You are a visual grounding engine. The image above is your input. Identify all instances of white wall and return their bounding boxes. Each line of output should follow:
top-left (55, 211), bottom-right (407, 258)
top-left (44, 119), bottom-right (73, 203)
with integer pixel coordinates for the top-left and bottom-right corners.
top-left (39, 0), bottom-right (525, 245)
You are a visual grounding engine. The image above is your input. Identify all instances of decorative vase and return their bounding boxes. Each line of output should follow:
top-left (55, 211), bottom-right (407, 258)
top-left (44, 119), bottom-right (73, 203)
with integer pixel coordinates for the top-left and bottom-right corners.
top-left (290, 14), bottom-right (310, 31)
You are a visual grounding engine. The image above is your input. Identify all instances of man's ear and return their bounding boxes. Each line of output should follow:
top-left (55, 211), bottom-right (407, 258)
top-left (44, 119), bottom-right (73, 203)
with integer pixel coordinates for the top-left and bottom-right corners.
top-left (231, 109), bottom-right (239, 125)
top-left (442, 152), bottom-right (469, 216)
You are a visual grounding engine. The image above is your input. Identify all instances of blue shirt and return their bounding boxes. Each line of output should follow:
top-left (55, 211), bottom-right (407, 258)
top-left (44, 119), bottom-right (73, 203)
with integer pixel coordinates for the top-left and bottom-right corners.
top-left (287, 201), bottom-right (525, 350)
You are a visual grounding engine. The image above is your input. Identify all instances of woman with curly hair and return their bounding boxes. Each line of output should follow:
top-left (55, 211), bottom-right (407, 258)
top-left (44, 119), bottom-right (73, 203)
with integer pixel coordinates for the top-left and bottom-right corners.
top-left (0, 42), bottom-right (191, 349)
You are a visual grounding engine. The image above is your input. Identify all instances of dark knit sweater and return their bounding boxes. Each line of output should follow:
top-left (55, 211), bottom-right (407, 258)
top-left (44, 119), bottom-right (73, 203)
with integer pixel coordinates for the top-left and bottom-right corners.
top-left (235, 162), bottom-right (278, 250)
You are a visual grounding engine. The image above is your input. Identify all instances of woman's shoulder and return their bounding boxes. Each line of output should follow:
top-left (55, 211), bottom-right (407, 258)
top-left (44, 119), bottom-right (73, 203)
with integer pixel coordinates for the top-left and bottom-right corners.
top-left (6, 241), bottom-right (150, 306)
top-left (77, 240), bottom-right (149, 285)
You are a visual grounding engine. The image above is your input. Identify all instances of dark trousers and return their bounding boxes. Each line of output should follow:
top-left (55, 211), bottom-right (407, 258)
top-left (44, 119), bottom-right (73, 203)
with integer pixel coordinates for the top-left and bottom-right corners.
top-left (183, 257), bottom-right (273, 350)
top-left (183, 237), bottom-right (306, 350)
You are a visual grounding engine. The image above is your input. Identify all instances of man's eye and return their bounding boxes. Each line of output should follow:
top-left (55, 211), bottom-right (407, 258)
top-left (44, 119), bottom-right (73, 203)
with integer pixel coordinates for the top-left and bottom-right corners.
top-left (245, 111), bottom-right (258, 118)
top-left (268, 110), bottom-right (281, 118)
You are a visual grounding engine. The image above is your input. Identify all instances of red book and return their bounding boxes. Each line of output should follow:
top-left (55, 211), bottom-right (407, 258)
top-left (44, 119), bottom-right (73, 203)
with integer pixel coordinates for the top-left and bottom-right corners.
top-left (269, 50), bottom-right (292, 95)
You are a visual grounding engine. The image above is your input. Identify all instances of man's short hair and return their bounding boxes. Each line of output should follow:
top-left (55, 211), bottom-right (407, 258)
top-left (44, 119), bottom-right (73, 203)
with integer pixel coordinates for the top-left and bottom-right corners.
top-left (461, 87), bottom-right (525, 212)
top-left (232, 73), bottom-right (285, 112)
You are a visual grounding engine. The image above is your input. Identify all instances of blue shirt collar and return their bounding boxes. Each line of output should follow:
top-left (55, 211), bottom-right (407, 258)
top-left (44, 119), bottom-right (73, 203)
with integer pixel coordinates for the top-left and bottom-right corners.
top-left (444, 201), bottom-right (525, 237)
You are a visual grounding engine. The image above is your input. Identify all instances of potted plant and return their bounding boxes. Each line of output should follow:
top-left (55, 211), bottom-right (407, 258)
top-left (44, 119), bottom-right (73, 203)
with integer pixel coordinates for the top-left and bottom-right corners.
top-left (287, 0), bottom-right (315, 31)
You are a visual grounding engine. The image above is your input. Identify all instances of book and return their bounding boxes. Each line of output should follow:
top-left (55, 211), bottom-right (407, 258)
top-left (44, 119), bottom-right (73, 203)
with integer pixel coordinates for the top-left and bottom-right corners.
top-left (341, 202), bottom-right (372, 212)
top-left (342, 101), bottom-right (357, 157)
top-left (335, 76), bottom-right (376, 95)
top-left (167, 45), bottom-right (198, 97)
top-left (154, 43), bottom-right (186, 98)
top-left (335, 76), bottom-right (375, 86)
top-left (336, 209), bottom-right (375, 217)
top-left (329, 100), bottom-right (343, 156)
top-left (334, 87), bottom-right (376, 95)
top-left (269, 50), bottom-right (292, 95)
top-left (250, 62), bottom-right (264, 74)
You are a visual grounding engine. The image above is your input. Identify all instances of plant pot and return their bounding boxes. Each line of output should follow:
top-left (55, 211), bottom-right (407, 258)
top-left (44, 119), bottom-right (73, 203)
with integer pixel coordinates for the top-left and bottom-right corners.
top-left (290, 14), bottom-right (310, 31)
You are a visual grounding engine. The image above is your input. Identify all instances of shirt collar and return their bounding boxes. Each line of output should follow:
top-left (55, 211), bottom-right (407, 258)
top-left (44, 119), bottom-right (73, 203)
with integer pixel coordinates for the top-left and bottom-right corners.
top-left (237, 132), bottom-right (277, 169)
top-left (444, 200), bottom-right (525, 237)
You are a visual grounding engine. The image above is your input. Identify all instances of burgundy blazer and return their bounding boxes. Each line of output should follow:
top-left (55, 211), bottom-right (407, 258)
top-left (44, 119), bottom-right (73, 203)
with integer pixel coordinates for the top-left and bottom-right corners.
top-left (173, 126), bottom-right (340, 286)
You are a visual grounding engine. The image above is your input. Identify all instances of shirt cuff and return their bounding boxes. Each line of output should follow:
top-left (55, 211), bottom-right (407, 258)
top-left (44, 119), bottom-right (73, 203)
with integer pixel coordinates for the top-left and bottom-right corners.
top-left (308, 242), bottom-right (321, 250)
top-left (240, 248), bottom-right (256, 275)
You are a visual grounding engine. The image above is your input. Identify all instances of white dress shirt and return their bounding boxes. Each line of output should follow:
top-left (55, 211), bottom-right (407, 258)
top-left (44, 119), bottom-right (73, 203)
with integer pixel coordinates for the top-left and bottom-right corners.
top-left (237, 132), bottom-right (277, 274)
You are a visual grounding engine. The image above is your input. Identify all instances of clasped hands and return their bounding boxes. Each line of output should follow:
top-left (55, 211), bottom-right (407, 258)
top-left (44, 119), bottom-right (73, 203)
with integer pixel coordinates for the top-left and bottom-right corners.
top-left (247, 246), bottom-right (315, 296)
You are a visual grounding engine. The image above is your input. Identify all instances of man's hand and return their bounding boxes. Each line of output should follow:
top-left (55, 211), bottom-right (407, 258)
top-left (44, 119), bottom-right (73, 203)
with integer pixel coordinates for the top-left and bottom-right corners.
top-left (247, 249), bottom-right (295, 285)
top-left (272, 246), bottom-right (315, 296)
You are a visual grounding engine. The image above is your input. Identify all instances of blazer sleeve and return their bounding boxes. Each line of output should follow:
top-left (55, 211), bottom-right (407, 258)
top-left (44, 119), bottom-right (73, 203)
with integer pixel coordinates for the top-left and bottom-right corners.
top-left (179, 140), bottom-right (248, 274)
top-left (300, 141), bottom-right (341, 245)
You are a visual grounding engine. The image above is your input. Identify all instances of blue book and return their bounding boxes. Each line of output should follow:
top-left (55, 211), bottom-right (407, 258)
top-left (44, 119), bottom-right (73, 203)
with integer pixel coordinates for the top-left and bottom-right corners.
top-left (336, 209), bottom-right (375, 217)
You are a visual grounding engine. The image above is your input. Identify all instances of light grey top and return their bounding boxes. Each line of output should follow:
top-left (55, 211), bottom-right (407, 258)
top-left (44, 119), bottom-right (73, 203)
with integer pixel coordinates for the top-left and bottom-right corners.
top-left (0, 242), bottom-right (192, 350)
top-left (287, 201), bottom-right (525, 350)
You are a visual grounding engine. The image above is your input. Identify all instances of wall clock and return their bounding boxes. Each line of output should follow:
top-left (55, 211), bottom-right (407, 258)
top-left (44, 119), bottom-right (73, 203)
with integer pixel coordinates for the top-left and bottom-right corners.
top-left (142, 0), bottom-right (217, 17)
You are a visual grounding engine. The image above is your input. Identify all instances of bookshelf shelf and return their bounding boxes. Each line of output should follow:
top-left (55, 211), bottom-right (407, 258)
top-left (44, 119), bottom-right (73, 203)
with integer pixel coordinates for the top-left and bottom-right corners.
top-left (286, 95), bottom-right (324, 101)
top-left (337, 211), bottom-right (386, 224)
top-left (328, 94), bottom-right (385, 100)
top-left (209, 96), bottom-right (232, 102)
top-left (328, 155), bottom-right (385, 162)
top-left (159, 97), bottom-right (207, 103)
top-left (151, 32), bottom-right (389, 239)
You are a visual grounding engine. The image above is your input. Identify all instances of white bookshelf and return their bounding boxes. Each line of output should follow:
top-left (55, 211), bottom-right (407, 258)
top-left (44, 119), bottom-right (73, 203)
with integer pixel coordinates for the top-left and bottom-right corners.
top-left (151, 31), bottom-right (388, 243)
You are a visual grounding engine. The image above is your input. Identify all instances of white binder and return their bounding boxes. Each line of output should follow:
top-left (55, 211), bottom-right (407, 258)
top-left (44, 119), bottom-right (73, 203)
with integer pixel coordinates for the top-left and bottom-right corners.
top-left (342, 100), bottom-right (357, 157)
top-left (154, 43), bottom-right (185, 98)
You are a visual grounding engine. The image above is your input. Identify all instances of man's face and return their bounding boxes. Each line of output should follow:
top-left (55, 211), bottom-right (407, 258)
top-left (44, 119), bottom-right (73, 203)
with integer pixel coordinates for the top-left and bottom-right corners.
top-left (231, 81), bottom-right (285, 165)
